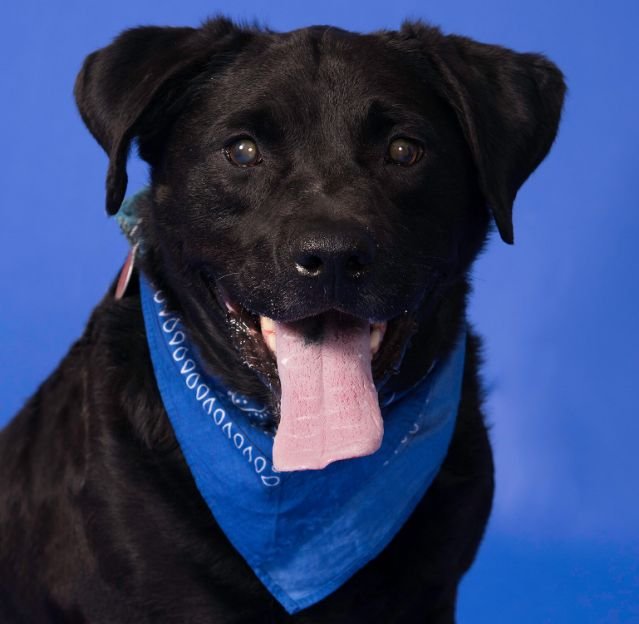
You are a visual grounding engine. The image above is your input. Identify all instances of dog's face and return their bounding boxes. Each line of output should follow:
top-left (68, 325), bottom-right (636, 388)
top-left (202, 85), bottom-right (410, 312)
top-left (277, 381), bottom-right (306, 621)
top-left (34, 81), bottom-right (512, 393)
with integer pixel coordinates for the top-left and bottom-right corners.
top-left (75, 19), bottom-right (564, 467)
top-left (165, 30), bottom-right (474, 322)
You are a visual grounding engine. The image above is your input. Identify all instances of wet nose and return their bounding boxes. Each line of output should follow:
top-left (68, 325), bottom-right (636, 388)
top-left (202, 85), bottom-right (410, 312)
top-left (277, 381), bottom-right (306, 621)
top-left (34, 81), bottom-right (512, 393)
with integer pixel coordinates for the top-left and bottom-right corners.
top-left (293, 227), bottom-right (376, 282)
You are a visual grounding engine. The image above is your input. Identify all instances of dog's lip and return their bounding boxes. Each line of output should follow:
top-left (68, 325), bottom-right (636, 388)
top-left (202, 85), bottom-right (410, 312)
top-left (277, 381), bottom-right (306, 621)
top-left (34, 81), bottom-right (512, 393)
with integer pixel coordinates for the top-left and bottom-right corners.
top-left (213, 278), bottom-right (394, 325)
top-left (204, 272), bottom-right (420, 395)
top-left (215, 282), bottom-right (388, 357)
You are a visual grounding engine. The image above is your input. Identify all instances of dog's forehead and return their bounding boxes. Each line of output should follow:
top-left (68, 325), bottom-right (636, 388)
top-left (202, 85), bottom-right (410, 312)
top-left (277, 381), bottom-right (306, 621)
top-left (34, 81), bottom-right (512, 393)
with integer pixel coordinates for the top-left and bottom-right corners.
top-left (208, 27), bottom-right (427, 127)
top-left (257, 27), bottom-right (401, 84)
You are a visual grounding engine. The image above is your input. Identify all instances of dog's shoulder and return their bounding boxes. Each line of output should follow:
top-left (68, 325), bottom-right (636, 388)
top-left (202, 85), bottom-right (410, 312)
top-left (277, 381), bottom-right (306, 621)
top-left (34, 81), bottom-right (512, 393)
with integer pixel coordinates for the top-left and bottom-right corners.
top-left (0, 284), bottom-right (181, 618)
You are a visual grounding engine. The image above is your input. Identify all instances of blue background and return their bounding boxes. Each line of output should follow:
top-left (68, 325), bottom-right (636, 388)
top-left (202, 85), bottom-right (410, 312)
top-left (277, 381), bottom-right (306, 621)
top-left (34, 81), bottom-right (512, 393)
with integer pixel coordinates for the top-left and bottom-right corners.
top-left (1, 1), bottom-right (637, 621)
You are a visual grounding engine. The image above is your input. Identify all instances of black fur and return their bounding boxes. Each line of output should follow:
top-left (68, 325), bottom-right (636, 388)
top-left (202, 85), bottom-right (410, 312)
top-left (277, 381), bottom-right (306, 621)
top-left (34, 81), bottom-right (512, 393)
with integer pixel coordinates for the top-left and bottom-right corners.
top-left (0, 18), bottom-right (564, 623)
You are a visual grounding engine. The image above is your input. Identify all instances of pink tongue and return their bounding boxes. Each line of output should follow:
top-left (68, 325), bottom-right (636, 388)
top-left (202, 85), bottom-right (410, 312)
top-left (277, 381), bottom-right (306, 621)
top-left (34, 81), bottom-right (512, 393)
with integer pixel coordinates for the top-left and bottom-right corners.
top-left (272, 313), bottom-right (383, 471)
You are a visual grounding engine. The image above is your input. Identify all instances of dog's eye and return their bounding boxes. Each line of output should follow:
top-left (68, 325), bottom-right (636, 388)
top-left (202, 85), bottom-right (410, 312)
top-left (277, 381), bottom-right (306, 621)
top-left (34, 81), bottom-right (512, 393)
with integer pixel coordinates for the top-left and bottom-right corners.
top-left (224, 138), bottom-right (262, 167)
top-left (387, 138), bottom-right (423, 167)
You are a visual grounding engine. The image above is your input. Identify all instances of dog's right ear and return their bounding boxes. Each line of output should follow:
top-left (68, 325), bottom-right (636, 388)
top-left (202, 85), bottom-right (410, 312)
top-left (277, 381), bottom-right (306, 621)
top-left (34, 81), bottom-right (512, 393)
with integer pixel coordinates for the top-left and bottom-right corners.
top-left (74, 18), bottom-right (248, 215)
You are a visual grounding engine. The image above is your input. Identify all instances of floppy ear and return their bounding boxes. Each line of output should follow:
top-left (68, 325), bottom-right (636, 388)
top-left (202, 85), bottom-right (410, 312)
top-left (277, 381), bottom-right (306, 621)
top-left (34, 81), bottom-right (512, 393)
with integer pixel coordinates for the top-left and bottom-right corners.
top-left (74, 18), bottom-right (247, 215)
top-left (398, 22), bottom-right (566, 244)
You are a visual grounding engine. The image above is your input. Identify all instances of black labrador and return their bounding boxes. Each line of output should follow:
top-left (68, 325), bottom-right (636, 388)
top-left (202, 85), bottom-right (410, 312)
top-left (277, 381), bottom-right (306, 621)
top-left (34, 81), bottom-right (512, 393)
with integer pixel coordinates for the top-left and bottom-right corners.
top-left (0, 18), bottom-right (564, 623)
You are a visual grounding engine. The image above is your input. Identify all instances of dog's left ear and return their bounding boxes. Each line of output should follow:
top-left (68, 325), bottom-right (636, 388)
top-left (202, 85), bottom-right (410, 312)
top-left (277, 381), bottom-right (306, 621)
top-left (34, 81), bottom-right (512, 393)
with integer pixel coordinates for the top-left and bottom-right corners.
top-left (74, 19), bottom-right (249, 215)
top-left (396, 22), bottom-right (566, 244)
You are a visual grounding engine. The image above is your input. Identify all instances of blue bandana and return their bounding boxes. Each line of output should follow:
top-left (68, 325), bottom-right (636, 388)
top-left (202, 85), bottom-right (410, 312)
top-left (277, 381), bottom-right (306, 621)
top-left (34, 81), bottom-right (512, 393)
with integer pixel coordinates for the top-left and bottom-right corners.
top-left (139, 272), bottom-right (465, 614)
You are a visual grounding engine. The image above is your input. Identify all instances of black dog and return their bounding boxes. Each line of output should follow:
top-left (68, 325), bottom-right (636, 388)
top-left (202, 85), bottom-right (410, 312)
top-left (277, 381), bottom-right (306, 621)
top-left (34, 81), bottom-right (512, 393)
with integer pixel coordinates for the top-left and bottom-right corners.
top-left (0, 18), bottom-right (564, 623)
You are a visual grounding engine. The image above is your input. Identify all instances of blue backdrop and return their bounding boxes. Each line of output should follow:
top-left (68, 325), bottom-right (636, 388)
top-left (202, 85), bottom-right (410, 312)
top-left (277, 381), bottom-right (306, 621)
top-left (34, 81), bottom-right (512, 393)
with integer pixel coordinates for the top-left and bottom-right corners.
top-left (1, 1), bottom-right (637, 621)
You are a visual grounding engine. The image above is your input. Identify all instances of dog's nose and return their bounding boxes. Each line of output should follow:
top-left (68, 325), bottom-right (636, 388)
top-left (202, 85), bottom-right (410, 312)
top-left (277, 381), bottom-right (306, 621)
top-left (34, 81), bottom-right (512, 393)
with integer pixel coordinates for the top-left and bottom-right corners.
top-left (293, 228), bottom-right (376, 281)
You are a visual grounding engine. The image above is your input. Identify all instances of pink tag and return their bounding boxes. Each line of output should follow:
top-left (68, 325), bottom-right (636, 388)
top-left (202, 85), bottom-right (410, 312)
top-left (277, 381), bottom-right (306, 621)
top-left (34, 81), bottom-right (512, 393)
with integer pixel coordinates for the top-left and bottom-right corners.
top-left (115, 244), bottom-right (138, 300)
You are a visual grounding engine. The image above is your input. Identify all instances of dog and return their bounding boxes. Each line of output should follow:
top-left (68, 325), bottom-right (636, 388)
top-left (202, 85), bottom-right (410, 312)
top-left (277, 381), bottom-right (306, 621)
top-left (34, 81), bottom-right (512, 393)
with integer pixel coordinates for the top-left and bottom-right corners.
top-left (0, 17), bottom-right (564, 623)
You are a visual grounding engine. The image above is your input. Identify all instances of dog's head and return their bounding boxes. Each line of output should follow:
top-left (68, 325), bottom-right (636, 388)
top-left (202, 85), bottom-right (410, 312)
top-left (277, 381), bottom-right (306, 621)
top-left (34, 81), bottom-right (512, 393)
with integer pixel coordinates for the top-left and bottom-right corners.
top-left (75, 18), bottom-right (564, 468)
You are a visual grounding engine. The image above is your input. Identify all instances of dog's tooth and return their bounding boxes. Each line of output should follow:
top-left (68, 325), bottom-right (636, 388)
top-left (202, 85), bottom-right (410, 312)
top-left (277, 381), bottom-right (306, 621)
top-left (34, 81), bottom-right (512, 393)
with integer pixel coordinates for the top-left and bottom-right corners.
top-left (259, 316), bottom-right (277, 354)
top-left (370, 322), bottom-right (387, 356)
top-left (265, 332), bottom-right (276, 355)
top-left (260, 316), bottom-right (275, 332)
top-left (370, 328), bottom-right (383, 356)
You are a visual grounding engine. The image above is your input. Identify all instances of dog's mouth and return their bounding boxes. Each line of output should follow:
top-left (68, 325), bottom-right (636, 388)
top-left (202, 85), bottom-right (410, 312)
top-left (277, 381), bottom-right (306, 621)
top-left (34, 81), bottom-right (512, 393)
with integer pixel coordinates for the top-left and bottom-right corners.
top-left (208, 278), bottom-right (419, 472)
top-left (257, 315), bottom-right (388, 361)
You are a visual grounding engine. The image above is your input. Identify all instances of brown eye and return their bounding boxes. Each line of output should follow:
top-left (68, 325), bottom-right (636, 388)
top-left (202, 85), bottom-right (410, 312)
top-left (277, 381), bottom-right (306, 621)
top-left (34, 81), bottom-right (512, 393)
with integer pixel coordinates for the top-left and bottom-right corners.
top-left (225, 138), bottom-right (262, 167)
top-left (387, 138), bottom-right (423, 166)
